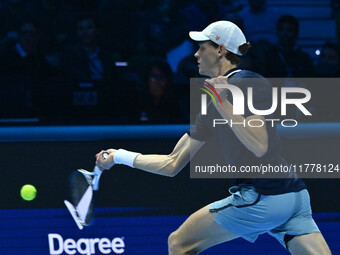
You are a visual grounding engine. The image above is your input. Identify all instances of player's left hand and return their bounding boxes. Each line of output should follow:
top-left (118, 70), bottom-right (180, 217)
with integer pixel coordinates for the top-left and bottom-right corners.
top-left (205, 76), bottom-right (229, 100)
top-left (95, 149), bottom-right (116, 170)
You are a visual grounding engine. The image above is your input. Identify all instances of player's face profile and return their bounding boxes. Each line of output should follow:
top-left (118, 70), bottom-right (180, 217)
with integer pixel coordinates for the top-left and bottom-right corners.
top-left (195, 41), bottom-right (220, 77)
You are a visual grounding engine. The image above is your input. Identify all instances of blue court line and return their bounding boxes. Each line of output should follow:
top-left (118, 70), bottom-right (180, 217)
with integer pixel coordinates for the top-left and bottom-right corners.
top-left (276, 122), bottom-right (340, 139)
top-left (0, 122), bottom-right (339, 142)
top-left (0, 124), bottom-right (188, 142)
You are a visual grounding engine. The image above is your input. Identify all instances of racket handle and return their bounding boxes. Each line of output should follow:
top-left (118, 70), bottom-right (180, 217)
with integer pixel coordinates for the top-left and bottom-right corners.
top-left (92, 152), bottom-right (108, 190)
top-left (92, 152), bottom-right (109, 190)
top-left (92, 166), bottom-right (102, 191)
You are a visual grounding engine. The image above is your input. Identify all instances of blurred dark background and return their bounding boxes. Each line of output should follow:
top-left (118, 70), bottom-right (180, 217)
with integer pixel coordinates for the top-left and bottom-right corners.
top-left (0, 0), bottom-right (340, 124)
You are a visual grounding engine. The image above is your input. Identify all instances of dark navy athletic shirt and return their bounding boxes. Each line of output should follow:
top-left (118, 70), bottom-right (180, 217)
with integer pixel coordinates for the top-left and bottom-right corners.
top-left (188, 68), bottom-right (306, 195)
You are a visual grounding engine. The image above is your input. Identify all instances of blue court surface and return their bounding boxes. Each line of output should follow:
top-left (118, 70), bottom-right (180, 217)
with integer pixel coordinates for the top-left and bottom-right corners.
top-left (0, 207), bottom-right (339, 255)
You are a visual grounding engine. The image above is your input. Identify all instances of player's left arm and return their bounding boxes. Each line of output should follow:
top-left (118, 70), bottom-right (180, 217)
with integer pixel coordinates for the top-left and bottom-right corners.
top-left (216, 100), bottom-right (268, 157)
top-left (207, 76), bottom-right (268, 157)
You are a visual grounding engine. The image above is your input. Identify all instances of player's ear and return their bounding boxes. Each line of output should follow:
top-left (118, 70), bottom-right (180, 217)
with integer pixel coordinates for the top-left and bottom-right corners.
top-left (218, 44), bottom-right (227, 57)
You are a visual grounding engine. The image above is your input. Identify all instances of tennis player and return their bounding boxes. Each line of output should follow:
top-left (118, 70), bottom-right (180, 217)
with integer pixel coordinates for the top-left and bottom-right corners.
top-left (96, 21), bottom-right (331, 255)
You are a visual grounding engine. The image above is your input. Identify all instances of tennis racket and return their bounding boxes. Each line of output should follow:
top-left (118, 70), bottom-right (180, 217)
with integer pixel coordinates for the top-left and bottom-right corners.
top-left (64, 152), bottom-right (109, 230)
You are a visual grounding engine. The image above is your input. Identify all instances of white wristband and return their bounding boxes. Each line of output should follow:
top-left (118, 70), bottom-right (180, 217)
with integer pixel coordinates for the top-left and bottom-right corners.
top-left (114, 149), bottom-right (140, 168)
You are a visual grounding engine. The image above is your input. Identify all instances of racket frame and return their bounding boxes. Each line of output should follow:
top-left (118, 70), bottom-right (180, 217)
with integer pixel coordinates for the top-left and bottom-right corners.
top-left (64, 152), bottom-right (109, 229)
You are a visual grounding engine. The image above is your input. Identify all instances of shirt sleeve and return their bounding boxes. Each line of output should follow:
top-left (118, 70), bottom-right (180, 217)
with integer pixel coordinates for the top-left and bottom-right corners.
top-left (187, 105), bottom-right (213, 142)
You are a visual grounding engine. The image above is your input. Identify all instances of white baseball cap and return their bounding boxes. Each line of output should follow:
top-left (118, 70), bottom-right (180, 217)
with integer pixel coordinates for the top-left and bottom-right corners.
top-left (189, 21), bottom-right (247, 56)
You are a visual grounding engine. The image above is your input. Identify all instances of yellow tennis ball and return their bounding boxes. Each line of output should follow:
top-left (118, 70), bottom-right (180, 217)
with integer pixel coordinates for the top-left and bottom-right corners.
top-left (20, 184), bottom-right (37, 201)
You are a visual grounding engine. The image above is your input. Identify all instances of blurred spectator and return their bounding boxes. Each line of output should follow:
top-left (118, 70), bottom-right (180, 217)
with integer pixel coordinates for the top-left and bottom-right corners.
top-left (135, 1), bottom-right (173, 58)
top-left (264, 15), bottom-right (314, 78)
top-left (61, 16), bottom-right (116, 82)
top-left (331, 0), bottom-right (340, 39)
top-left (60, 16), bottom-right (118, 120)
top-left (180, 0), bottom-right (228, 31)
top-left (0, 0), bottom-right (31, 54)
top-left (315, 42), bottom-right (340, 77)
top-left (237, 40), bottom-right (271, 76)
top-left (263, 15), bottom-right (314, 120)
top-left (97, 0), bottom-right (136, 60)
top-left (237, 0), bottom-right (281, 44)
top-left (0, 20), bottom-right (56, 118)
top-left (167, 0), bottom-right (234, 74)
top-left (308, 42), bottom-right (340, 122)
top-left (129, 0), bottom-right (186, 77)
top-left (229, 0), bottom-right (281, 75)
top-left (139, 59), bottom-right (184, 123)
top-left (178, 54), bottom-right (199, 79)
top-left (28, 0), bottom-right (77, 63)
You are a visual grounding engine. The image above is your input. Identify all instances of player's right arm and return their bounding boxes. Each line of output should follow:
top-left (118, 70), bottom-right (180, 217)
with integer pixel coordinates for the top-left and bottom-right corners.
top-left (96, 133), bottom-right (204, 177)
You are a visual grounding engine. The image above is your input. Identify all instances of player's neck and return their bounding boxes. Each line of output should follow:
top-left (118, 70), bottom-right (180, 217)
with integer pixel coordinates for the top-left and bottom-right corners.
top-left (219, 61), bottom-right (237, 77)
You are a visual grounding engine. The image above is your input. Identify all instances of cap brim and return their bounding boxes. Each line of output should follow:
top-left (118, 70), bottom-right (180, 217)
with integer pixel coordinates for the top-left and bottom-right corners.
top-left (189, 31), bottom-right (209, 41)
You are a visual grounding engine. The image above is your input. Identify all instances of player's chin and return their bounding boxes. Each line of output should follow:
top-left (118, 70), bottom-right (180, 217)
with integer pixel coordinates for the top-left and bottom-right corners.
top-left (198, 66), bottom-right (204, 75)
top-left (198, 67), bottom-right (208, 77)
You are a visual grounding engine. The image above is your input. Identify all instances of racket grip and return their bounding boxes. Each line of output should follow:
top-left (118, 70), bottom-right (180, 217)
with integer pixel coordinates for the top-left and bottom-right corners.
top-left (92, 166), bottom-right (102, 191)
top-left (92, 152), bottom-right (109, 190)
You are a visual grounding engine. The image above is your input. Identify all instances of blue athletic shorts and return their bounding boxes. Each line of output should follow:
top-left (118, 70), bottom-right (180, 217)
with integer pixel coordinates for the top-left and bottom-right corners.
top-left (209, 186), bottom-right (320, 247)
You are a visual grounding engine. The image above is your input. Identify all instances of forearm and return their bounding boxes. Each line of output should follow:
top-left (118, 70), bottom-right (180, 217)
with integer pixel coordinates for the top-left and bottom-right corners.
top-left (133, 134), bottom-right (193, 177)
top-left (215, 99), bottom-right (268, 157)
top-left (97, 134), bottom-right (202, 176)
top-left (133, 154), bottom-right (182, 177)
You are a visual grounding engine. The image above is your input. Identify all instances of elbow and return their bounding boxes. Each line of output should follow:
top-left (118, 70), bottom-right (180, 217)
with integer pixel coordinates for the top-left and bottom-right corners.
top-left (158, 169), bottom-right (177, 177)
top-left (167, 162), bottom-right (183, 177)
top-left (164, 170), bottom-right (178, 178)
top-left (254, 143), bottom-right (268, 158)
top-left (168, 167), bottom-right (181, 177)
top-left (157, 164), bottom-right (179, 177)
top-left (168, 172), bottom-right (178, 178)
top-left (163, 153), bottom-right (187, 177)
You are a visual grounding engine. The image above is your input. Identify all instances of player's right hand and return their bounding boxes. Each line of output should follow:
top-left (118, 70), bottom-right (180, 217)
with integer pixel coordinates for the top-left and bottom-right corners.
top-left (95, 149), bottom-right (116, 170)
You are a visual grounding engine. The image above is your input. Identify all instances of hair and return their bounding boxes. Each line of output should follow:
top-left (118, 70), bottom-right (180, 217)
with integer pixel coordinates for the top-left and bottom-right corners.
top-left (277, 15), bottom-right (299, 35)
top-left (209, 41), bottom-right (251, 65)
top-left (19, 19), bottom-right (41, 32)
top-left (144, 58), bottom-right (174, 104)
top-left (145, 58), bottom-right (173, 84)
